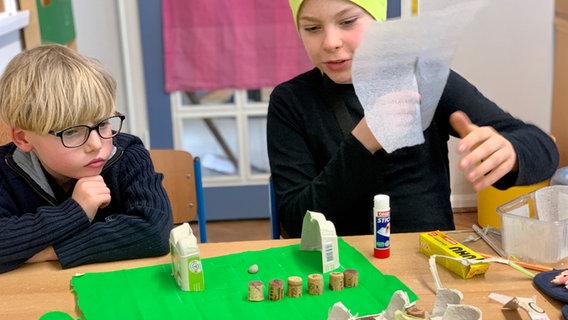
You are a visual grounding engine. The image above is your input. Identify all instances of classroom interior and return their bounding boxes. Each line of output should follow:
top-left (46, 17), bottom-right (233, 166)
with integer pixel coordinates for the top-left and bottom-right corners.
top-left (191, 209), bottom-right (478, 242)
top-left (2, 1), bottom-right (568, 319)
top-left (1, 0), bottom-right (567, 242)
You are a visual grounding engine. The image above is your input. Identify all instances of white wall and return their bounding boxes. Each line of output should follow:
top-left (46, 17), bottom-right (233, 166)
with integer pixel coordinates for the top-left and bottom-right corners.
top-left (0, 1), bottom-right (27, 75)
top-left (72, 0), bottom-right (149, 145)
top-left (400, 0), bottom-right (554, 207)
top-left (0, 1), bottom-right (148, 145)
top-left (449, 0), bottom-right (554, 207)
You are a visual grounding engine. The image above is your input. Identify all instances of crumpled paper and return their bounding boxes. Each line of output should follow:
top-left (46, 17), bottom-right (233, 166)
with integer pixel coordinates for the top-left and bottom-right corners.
top-left (328, 289), bottom-right (481, 320)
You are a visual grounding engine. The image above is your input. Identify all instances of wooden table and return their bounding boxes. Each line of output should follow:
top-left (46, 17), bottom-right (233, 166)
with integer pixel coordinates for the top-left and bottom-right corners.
top-left (0, 232), bottom-right (563, 319)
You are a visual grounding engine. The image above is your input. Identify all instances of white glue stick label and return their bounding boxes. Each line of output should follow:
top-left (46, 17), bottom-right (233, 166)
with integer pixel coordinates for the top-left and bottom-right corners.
top-left (373, 194), bottom-right (390, 258)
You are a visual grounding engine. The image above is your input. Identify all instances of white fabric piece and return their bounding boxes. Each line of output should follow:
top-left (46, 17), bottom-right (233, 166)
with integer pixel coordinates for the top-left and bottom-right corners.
top-left (352, 0), bottom-right (488, 153)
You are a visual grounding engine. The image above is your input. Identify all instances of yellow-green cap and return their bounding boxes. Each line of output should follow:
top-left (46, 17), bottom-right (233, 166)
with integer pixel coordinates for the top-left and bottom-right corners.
top-left (289, 0), bottom-right (387, 28)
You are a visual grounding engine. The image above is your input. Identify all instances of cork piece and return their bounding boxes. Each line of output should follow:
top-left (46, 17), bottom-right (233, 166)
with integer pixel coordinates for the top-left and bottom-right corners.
top-left (343, 269), bottom-right (358, 288)
top-left (329, 272), bottom-right (344, 291)
top-left (287, 276), bottom-right (303, 298)
top-left (247, 280), bottom-right (264, 302)
top-left (268, 279), bottom-right (284, 301)
top-left (307, 273), bottom-right (324, 296)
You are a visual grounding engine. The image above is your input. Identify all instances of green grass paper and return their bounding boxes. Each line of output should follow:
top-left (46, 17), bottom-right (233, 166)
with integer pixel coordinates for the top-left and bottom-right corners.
top-left (71, 238), bottom-right (416, 319)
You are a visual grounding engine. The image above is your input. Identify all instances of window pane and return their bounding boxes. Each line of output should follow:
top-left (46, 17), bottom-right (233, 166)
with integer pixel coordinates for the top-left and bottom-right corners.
top-left (248, 116), bottom-right (269, 174)
top-left (181, 117), bottom-right (239, 177)
top-left (181, 90), bottom-right (236, 106)
top-left (246, 88), bottom-right (273, 103)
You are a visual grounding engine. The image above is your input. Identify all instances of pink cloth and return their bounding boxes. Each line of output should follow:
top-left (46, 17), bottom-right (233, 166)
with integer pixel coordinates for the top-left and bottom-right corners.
top-left (162, 0), bottom-right (313, 92)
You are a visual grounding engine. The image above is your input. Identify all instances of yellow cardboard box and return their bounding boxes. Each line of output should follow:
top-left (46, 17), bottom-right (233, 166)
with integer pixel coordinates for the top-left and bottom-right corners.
top-left (419, 230), bottom-right (489, 279)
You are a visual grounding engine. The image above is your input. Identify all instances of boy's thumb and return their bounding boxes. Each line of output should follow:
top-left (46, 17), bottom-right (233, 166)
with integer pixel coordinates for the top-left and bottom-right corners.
top-left (450, 111), bottom-right (476, 138)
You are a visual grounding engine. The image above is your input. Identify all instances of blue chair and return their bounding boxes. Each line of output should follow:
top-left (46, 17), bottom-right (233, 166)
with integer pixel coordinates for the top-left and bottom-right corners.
top-left (149, 149), bottom-right (207, 243)
top-left (193, 157), bottom-right (207, 242)
top-left (268, 176), bottom-right (280, 239)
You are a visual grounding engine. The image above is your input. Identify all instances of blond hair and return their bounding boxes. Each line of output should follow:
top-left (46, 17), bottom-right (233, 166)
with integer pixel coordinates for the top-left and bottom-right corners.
top-left (0, 44), bottom-right (116, 134)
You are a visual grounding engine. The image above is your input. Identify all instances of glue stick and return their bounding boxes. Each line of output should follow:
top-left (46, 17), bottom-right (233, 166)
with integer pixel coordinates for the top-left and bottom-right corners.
top-left (373, 194), bottom-right (390, 258)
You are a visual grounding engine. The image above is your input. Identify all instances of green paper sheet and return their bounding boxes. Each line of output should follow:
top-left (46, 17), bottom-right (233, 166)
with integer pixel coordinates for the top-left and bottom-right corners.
top-left (71, 238), bottom-right (416, 319)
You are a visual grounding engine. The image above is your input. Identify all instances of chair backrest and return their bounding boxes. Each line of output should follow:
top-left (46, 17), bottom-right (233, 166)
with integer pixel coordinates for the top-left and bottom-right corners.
top-left (149, 149), bottom-right (207, 243)
top-left (268, 176), bottom-right (280, 239)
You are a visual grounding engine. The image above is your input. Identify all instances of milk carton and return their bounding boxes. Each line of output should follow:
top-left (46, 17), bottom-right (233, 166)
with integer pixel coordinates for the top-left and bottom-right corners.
top-left (169, 223), bottom-right (205, 291)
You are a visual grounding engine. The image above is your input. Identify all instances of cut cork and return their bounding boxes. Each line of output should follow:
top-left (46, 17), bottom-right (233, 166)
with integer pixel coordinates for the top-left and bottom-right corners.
top-left (329, 272), bottom-right (344, 291)
top-left (287, 276), bottom-right (303, 298)
top-left (344, 269), bottom-right (358, 288)
top-left (268, 279), bottom-right (284, 301)
top-left (307, 273), bottom-right (324, 296)
top-left (248, 280), bottom-right (264, 302)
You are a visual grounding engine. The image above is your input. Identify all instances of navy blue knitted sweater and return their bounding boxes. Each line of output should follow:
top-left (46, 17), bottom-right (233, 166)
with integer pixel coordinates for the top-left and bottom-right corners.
top-left (0, 133), bottom-right (173, 273)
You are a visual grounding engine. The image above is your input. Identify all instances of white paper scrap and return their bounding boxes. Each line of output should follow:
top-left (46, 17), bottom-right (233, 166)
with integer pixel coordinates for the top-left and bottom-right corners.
top-left (488, 293), bottom-right (550, 320)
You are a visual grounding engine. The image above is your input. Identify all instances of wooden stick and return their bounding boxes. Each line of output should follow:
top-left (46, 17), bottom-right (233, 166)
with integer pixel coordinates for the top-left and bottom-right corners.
top-left (478, 253), bottom-right (554, 272)
top-left (472, 224), bottom-right (507, 258)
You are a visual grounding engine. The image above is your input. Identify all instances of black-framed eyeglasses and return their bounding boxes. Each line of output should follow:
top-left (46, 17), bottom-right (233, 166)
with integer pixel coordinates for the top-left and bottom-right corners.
top-left (49, 112), bottom-right (126, 148)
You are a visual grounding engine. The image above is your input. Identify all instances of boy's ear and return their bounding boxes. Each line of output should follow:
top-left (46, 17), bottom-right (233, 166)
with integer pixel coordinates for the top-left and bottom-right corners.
top-left (11, 128), bottom-right (34, 152)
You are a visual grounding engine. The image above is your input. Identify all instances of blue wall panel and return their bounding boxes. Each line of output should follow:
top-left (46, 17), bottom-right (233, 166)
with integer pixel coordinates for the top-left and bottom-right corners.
top-left (138, 0), bottom-right (174, 149)
top-left (205, 185), bottom-right (269, 221)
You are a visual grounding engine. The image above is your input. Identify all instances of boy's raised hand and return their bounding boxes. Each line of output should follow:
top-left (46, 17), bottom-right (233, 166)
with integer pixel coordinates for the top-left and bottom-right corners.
top-left (450, 111), bottom-right (518, 191)
top-left (72, 175), bottom-right (111, 221)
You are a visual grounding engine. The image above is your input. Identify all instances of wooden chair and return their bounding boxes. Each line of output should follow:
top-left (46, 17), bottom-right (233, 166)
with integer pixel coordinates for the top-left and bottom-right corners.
top-left (149, 149), bottom-right (207, 243)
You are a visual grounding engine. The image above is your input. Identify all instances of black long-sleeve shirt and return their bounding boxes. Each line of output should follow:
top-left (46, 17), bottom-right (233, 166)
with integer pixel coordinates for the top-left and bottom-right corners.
top-left (267, 68), bottom-right (559, 238)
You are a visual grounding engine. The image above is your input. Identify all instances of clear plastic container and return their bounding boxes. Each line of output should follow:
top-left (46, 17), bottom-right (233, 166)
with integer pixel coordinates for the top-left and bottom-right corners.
top-left (551, 167), bottom-right (568, 185)
top-left (497, 185), bottom-right (568, 264)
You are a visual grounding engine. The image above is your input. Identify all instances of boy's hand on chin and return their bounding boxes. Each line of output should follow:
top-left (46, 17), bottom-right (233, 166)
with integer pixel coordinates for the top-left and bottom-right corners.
top-left (72, 175), bottom-right (112, 220)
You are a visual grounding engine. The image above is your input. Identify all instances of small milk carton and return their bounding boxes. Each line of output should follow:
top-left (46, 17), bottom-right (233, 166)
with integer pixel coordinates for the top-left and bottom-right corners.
top-left (170, 223), bottom-right (205, 291)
